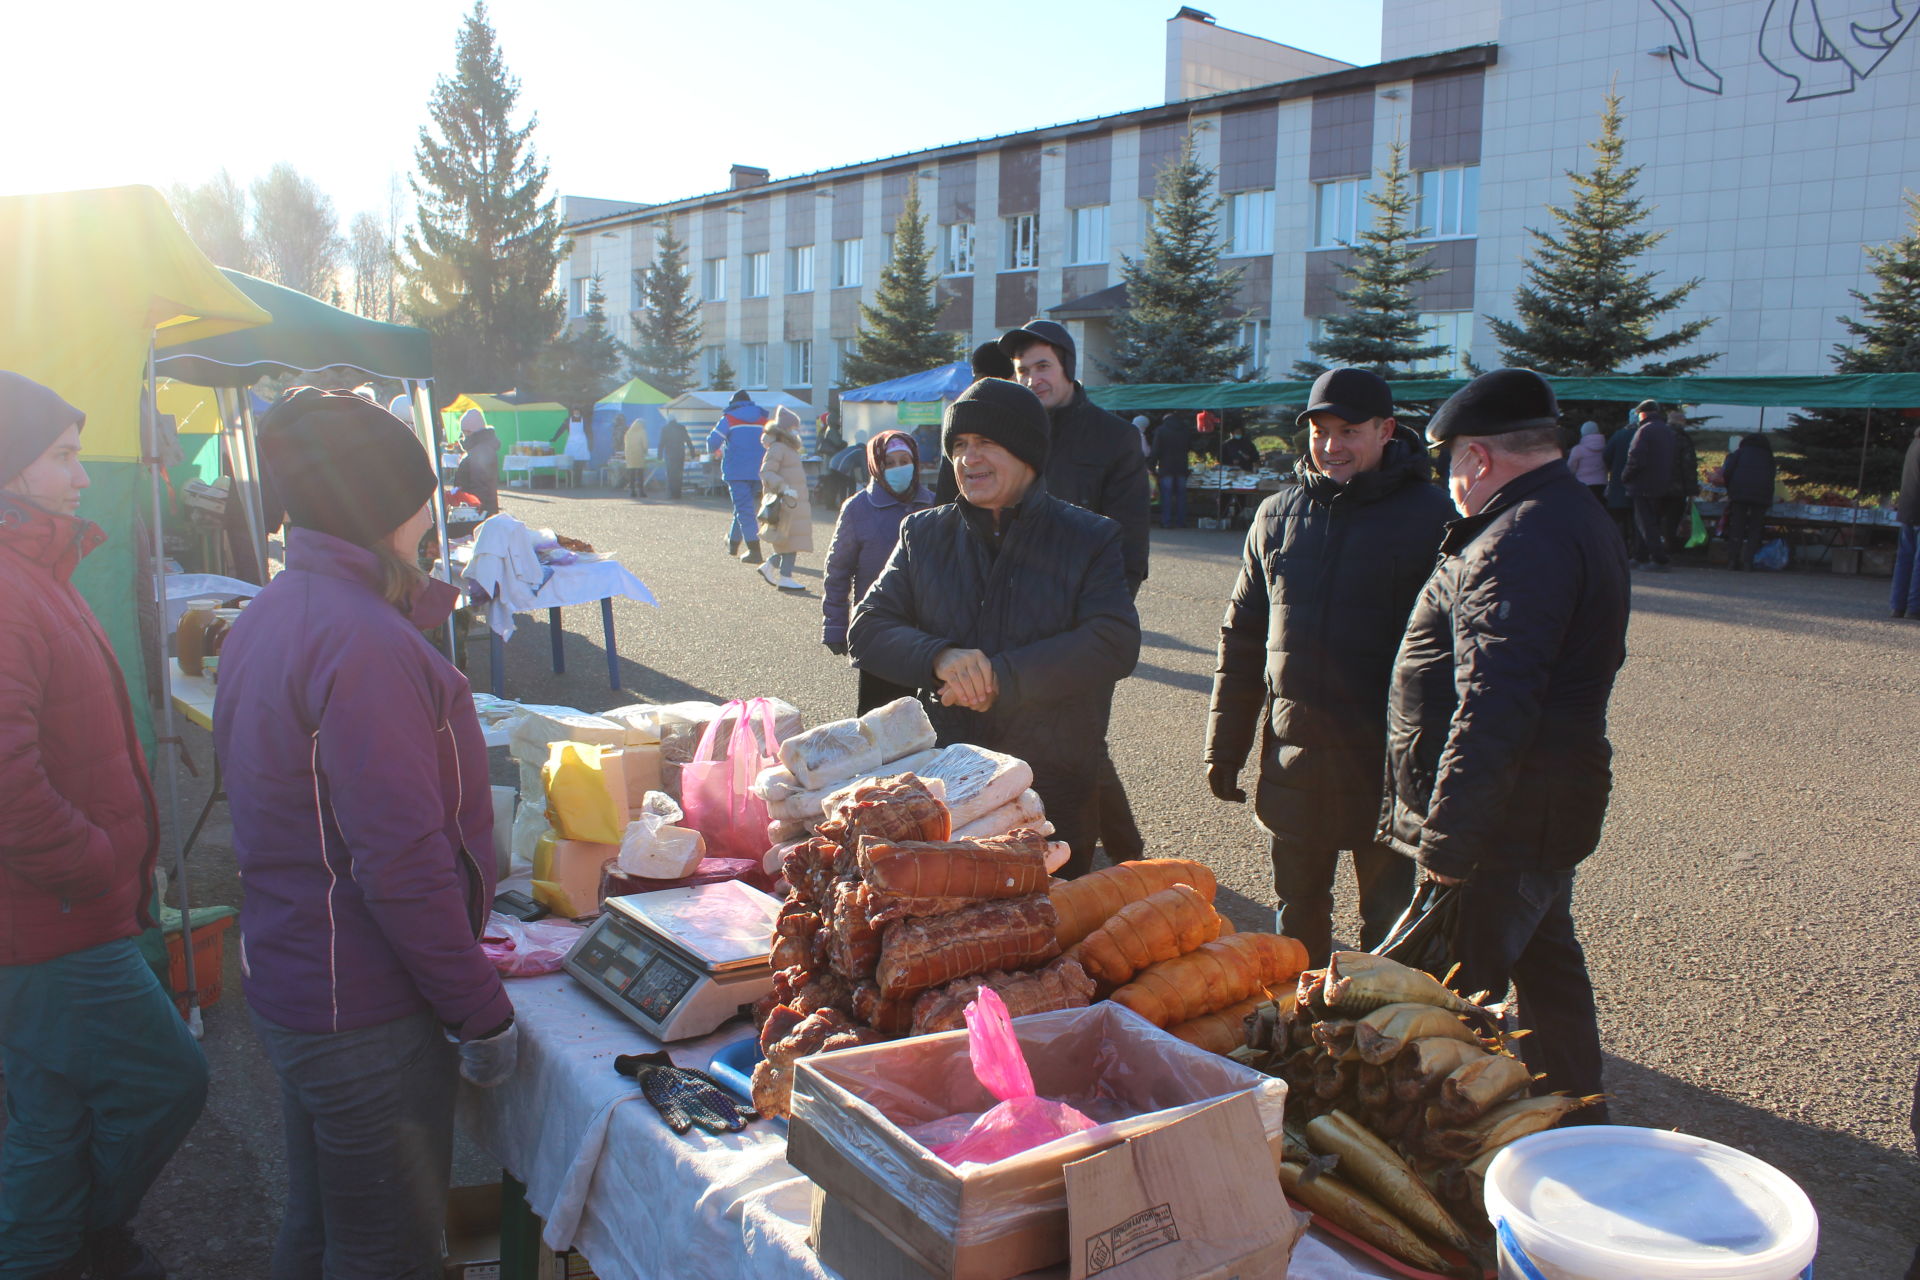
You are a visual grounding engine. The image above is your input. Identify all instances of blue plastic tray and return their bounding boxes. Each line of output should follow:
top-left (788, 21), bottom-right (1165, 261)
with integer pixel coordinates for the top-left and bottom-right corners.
top-left (706, 1034), bottom-right (762, 1104)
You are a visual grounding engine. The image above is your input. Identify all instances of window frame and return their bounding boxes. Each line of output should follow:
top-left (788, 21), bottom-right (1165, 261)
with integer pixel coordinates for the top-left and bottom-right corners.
top-left (1236, 318), bottom-right (1272, 379)
top-left (701, 256), bottom-right (726, 301)
top-left (1414, 310), bottom-right (1475, 375)
top-left (742, 342), bottom-right (769, 389)
top-left (833, 238), bottom-right (863, 289)
top-left (1004, 213), bottom-right (1037, 270)
top-left (1067, 204), bottom-right (1109, 266)
top-left (1413, 165), bottom-right (1480, 240)
top-left (746, 251), bottom-right (771, 298)
top-left (786, 245), bottom-right (814, 293)
top-left (1312, 178), bottom-right (1368, 249)
top-left (1225, 190), bottom-right (1275, 257)
top-left (942, 222), bottom-right (976, 277)
top-left (786, 339), bottom-right (813, 388)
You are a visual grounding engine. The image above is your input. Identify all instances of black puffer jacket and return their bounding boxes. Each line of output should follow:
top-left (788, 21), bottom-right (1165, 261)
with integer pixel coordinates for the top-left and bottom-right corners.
top-left (1721, 435), bottom-right (1776, 506)
top-left (1148, 416), bottom-right (1197, 479)
top-left (1623, 417), bottom-right (1676, 499)
top-left (1380, 460), bottom-right (1631, 880)
top-left (1207, 434), bottom-right (1453, 849)
top-left (848, 483), bottom-right (1140, 867)
top-left (1671, 427), bottom-right (1701, 498)
top-left (1898, 429), bottom-right (1920, 525)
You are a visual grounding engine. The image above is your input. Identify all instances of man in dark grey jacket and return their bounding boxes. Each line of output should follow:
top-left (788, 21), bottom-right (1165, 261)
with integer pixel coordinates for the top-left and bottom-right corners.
top-left (1622, 399), bottom-right (1677, 570)
top-left (1381, 369), bottom-right (1630, 1117)
top-left (1892, 426), bottom-right (1920, 618)
top-left (850, 379), bottom-right (1140, 877)
top-left (1205, 369), bottom-right (1451, 963)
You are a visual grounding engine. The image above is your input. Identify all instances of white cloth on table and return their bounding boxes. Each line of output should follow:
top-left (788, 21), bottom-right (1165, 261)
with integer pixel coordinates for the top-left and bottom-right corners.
top-left (461, 975), bottom-right (1394, 1280)
top-left (462, 514), bottom-right (548, 637)
top-left (461, 554), bottom-right (657, 642)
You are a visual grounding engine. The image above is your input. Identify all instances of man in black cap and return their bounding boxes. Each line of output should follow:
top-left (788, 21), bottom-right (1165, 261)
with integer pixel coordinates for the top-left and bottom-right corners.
top-left (1380, 368), bottom-right (1630, 1117)
top-left (849, 379), bottom-right (1140, 877)
top-left (1621, 399), bottom-right (1677, 570)
top-left (1205, 368), bottom-right (1451, 964)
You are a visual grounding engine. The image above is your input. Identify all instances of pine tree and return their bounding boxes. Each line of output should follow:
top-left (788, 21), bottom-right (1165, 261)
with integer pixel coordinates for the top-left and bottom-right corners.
top-left (842, 181), bottom-right (962, 388)
top-left (1781, 193), bottom-right (1920, 493)
top-left (709, 354), bottom-right (739, 394)
top-left (1488, 93), bottom-right (1717, 378)
top-left (1294, 141), bottom-right (1448, 379)
top-left (529, 279), bottom-right (626, 409)
top-left (400, 1), bottom-right (564, 392)
top-left (1102, 133), bottom-right (1249, 384)
top-left (629, 214), bottom-right (702, 394)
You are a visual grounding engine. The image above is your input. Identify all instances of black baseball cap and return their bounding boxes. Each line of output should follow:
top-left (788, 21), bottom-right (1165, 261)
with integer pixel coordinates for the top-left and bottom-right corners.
top-left (1296, 368), bottom-right (1394, 427)
top-left (998, 320), bottom-right (1077, 379)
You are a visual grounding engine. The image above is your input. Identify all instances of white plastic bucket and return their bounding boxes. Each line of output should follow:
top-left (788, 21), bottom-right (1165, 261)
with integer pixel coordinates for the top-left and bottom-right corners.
top-left (1483, 1126), bottom-right (1818, 1280)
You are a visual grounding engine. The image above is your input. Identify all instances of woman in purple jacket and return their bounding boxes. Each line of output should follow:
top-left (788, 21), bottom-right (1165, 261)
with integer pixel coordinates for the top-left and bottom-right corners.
top-left (214, 389), bottom-right (514, 1279)
top-left (821, 430), bottom-right (934, 713)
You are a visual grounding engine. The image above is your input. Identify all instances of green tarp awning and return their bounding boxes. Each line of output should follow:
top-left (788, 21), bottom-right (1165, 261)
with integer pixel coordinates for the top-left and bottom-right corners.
top-left (1086, 373), bottom-right (1920, 411)
top-left (154, 270), bottom-right (433, 386)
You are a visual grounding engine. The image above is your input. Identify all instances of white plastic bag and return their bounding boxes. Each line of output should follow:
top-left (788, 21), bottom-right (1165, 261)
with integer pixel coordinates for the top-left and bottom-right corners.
top-left (617, 791), bottom-right (706, 879)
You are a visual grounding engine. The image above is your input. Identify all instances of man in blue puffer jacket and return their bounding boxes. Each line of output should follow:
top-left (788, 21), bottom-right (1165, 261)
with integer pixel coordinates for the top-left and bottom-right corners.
top-left (707, 390), bottom-right (769, 563)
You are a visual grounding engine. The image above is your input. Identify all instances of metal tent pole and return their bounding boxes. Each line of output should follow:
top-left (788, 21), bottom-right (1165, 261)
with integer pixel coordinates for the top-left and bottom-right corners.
top-left (409, 379), bottom-right (458, 662)
top-left (219, 387), bottom-right (268, 584)
top-left (147, 342), bottom-right (202, 1038)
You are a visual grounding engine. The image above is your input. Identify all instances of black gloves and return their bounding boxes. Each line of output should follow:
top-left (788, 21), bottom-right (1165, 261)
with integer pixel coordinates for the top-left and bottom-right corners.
top-left (614, 1051), bottom-right (757, 1135)
top-left (1206, 761), bottom-right (1246, 804)
top-left (824, 640), bottom-right (848, 656)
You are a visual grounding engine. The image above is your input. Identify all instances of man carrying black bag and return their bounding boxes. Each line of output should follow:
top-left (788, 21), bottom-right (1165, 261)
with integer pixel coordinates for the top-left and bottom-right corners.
top-left (1380, 369), bottom-right (1630, 1120)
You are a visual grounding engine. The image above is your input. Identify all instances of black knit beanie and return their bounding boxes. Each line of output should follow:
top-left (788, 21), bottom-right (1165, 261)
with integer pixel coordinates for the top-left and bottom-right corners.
top-left (0, 371), bottom-right (85, 490)
top-left (258, 387), bottom-right (437, 547)
top-left (942, 378), bottom-right (1050, 474)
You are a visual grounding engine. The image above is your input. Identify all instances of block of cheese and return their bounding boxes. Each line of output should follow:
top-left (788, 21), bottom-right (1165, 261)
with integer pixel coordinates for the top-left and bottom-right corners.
top-left (531, 833), bottom-right (617, 918)
top-left (596, 704), bottom-right (666, 745)
top-left (543, 742), bottom-right (629, 844)
top-left (509, 706), bottom-right (627, 767)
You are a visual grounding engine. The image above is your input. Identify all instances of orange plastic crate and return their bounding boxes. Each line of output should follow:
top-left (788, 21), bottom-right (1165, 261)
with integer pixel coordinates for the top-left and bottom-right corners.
top-left (165, 915), bottom-right (233, 1017)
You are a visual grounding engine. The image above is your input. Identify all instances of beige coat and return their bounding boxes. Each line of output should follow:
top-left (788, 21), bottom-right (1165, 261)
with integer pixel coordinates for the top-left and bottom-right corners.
top-left (758, 413), bottom-right (814, 554)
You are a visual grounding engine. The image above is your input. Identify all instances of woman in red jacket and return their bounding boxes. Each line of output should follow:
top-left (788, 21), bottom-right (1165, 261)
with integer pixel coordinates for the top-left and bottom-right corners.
top-left (0, 371), bottom-right (207, 1280)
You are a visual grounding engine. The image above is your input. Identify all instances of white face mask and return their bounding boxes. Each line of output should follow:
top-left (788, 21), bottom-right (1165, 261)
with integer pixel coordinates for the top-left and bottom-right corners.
top-left (883, 463), bottom-right (915, 492)
top-left (1449, 450), bottom-right (1491, 516)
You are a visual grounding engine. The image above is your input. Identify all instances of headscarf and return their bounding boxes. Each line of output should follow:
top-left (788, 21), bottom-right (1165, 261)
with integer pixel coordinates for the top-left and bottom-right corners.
top-left (866, 429), bottom-right (920, 498)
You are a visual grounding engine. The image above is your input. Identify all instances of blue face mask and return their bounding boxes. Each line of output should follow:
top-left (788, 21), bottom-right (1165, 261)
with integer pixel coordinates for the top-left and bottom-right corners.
top-left (883, 464), bottom-right (915, 492)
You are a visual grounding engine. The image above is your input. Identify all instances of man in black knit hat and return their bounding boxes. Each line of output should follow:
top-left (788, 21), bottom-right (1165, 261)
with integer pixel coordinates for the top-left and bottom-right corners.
top-left (849, 379), bottom-right (1140, 877)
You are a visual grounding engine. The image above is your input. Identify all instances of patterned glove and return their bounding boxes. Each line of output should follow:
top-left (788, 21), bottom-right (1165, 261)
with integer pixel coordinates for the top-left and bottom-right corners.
top-left (614, 1051), bottom-right (757, 1135)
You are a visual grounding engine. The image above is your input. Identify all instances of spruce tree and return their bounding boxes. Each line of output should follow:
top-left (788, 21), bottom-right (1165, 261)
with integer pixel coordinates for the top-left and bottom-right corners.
top-left (401, 1), bottom-right (564, 392)
top-left (1488, 93), bottom-right (1717, 378)
top-left (1294, 141), bottom-right (1448, 379)
top-left (630, 214), bottom-right (702, 394)
top-left (842, 181), bottom-right (962, 388)
top-left (1781, 193), bottom-right (1920, 494)
top-left (529, 279), bottom-right (626, 409)
top-left (1102, 133), bottom-right (1248, 384)
top-left (709, 354), bottom-right (739, 394)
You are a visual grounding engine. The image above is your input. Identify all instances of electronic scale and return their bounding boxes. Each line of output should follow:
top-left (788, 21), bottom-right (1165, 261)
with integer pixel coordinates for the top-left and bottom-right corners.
top-left (563, 881), bottom-right (781, 1041)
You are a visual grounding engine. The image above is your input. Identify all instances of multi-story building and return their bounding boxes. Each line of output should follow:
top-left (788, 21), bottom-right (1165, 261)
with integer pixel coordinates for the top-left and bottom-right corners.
top-left (564, 1), bottom-right (1918, 431)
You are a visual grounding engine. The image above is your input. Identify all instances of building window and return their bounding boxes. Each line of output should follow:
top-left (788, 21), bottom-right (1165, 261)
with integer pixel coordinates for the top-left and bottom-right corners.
top-left (787, 245), bottom-right (814, 293)
top-left (1004, 214), bottom-right (1037, 269)
top-left (1415, 166), bottom-right (1480, 239)
top-left (1313, 178), bottom-right (1369, 248)
top-left (702, 345), bottom-right (725, 383)
top-left (832, 336), bottom-right (856, 385)
top-left (630, 268), bottom-right (646, 311)
top-left (746, 251), bottom-right (771, 298)
top-left (742, 343), bottom-right (768, 389)
top-left (786, 339), bottom-right (813, 387)
top-left (1415, 312), bottom-right (1475, 375)
top-left (701, 256), bottom-right (726, 301)
top-left (834, 238), bottom-right (863, 288)
top-left (1237, 319), bottom-right (1272, 379)
top-left (942, 223), bottom-right (976, 276)
top-left (1226, 190), bottom-right (1275, 256)
top-left (570, 278), bottom-right (590, 317)
top-left (1068, 205), bottom-right (1108, 265)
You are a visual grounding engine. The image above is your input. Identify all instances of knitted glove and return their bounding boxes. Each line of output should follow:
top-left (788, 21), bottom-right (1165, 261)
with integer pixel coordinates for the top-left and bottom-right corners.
top-left (614, 1051), bottom-right (757, 1135)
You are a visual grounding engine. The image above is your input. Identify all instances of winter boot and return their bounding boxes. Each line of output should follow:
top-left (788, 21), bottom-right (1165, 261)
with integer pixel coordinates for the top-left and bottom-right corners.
top-left (727, 534), bottom-right (742, 557)
top-left (759, 559), bottom-right (781, 587)
top-left (742, 540), bottom-right (764, 565)
top-left (87, 1225), bottom-right (168, 1280)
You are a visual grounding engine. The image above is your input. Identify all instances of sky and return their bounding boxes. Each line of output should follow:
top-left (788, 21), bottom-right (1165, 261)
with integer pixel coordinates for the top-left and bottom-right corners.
top-left (4, 0), bottom-right (1383, 228)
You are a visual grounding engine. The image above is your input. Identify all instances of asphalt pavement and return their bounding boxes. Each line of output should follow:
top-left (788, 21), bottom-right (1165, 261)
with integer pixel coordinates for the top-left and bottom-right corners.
top-left (126, 480), bottom-right (1919, 1277)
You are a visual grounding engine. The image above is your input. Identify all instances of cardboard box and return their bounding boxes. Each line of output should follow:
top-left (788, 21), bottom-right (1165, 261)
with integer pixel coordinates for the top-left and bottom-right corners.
top-left (537, 1245), bottom-right (600, 1279)
top-left (442, 1184), bottom-right (502, 1280)
top-left (1830, 546), bottom-right (1863, 575)
top-left (788, 1004), bottom-right (1289, 1280)
top-left (812, 1186), bottom-right (1067, 1280)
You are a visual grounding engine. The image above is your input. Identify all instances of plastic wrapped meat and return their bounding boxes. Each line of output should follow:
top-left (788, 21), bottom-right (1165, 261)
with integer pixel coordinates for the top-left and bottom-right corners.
top-left (952, 788), bottom-right (1049, 840)
top-left (764, 748), bottom-right (942, 823)
top-left (780, 717), bottom-right (884, 791)
top-left (908, 957), bottom-right (1097, 1036)
top-left (875, 894), bottom-right (1061, 998)
top-left (823, 772), bottom-right (952, 846)
top-left (860, 696), bottom-right (938, 763)
top-left (855, 830), bottom-right (1051, 924)
top-left (913, 744), bottom-right (1035, 830)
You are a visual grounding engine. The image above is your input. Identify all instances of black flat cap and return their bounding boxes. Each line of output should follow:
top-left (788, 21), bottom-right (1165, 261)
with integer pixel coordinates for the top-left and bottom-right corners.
top-left (1426, 368), bottom-right (1561, 443)
top-left (1296, 367), bottom-right (1394, 427)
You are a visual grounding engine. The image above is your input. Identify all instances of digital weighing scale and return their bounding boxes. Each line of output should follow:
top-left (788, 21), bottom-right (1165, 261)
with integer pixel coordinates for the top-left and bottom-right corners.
top-left (563, 880), bottom-right (782, 1041)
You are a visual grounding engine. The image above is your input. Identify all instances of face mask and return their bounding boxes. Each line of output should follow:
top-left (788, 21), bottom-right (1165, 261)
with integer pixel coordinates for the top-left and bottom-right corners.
top-left (883, 464), bottom-right (915, 492)
top-left (1450, 453), bottom-right (1490, 516)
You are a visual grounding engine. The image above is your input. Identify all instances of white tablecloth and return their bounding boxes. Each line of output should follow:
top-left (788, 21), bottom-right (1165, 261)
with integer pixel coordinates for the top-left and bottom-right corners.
top-left (462, 976), bottom-right (1395, 1280)
top-left (450, 548), bottom-right (658, 641)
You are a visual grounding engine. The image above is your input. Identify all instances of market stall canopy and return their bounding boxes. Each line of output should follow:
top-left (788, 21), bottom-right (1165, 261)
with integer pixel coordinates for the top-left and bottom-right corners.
top-left (593, 378), bottom-right (671, 455)
top-left (839, 361), bottom-right (974, 403)
top-left (153, 269), bottom-right (433, 386)
top-left (1087, 372), bottom-right (1920, 412)
top-left (443, 392), bottom-right (569, 451)
top-left (664, 390), bottom-right (820, 449)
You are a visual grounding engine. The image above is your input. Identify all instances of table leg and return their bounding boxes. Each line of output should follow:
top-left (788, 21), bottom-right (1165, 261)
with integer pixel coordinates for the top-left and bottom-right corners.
top-left (549, 607), bottom-right (566, 674)
top-left (600, 595), bottom-right (620, 690)
top-left (180, 758), bottom-right (224, 861)
top-left (490, 630), bottom-right (505, 697)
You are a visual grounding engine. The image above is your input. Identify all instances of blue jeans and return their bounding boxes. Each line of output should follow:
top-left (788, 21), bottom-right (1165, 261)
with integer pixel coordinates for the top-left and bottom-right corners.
top-left (1893, 523), bottom-right (1920, 615)
top-left (1158, 473), bottom-right (1188, 528)
top-left (1268, 837), bottom-right (1415, 967)
top-left (1450, 869), bottom-right (1608, 1121)
top-left (0, 939), bottom-right (208, 1277)
top-left (769, 551), bottom-right (796, 575)
top-left (251, 1009), bottom-right (459, 1280)
top-left (726, 481), bottom-right (758, 546)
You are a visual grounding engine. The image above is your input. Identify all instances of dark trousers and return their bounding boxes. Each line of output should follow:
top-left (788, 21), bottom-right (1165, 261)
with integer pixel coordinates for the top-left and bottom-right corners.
top-left (1586, 484), bottom-right (1607, 505)
top-left (1892, 523), bottom-right (1920, 615)
top-left (0, 939), bottom-right (208, 1278)
top-left (1095, 758), bottom-right (1144, 863)
top-left (855, 668), bottom-right (917, 715)
top-left (1630, 496), bottom-right (1673, 564)
top-left (1268, 837), bottom-right (1416, 968)
top-left (1450, 868), bottom-right (1608, 1121)
top-left (1725, 500), bottom-right (1770, 570)
top-left (1157, 473), bottom-right (1188, 528)
top-left (665, 459), bottom-right (684, 500)
top-left (251, 1009), bottom-right (459, 1280)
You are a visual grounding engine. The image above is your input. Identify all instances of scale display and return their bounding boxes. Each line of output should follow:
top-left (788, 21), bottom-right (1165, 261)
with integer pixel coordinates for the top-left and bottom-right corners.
top-left (564, 882), bottom-right (780, 1041)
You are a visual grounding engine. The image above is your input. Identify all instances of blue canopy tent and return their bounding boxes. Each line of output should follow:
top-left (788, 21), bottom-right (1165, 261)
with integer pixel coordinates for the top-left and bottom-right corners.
top-left (593, 377), bottom-right (671, 460)
top-left (839, 360), bottom-right (974, 443)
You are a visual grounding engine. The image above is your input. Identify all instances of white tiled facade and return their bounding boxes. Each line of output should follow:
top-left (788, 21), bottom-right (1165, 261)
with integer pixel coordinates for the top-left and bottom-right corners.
top-left (567, 2), bottom-right (1917, 430)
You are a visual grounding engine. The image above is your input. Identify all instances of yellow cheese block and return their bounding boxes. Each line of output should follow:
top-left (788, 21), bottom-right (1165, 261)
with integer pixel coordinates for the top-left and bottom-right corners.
top-left (543, 742), bottom-right (629, 844)
top-left (532, 835), bottom-right (617, 918)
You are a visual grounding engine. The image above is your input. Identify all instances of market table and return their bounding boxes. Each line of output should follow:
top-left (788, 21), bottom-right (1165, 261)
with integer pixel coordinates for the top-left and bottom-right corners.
top-left (1696, 498), bottom-right (1898, 568)
top-left (450, 550), bottom-right (658, 698)
top-left (504, 454), bottom-right (573, 488)
top-left (463, 973), bottom-right (1397, 1280)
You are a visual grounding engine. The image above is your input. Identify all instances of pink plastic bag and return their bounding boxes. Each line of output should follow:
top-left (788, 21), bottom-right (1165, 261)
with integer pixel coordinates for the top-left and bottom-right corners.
top-left (680, 698), bottom-right (780, 860)
top-left (925, 989), bottom-right (1096, 1166)
top-left (480, 911), bottom-right (586, 977)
